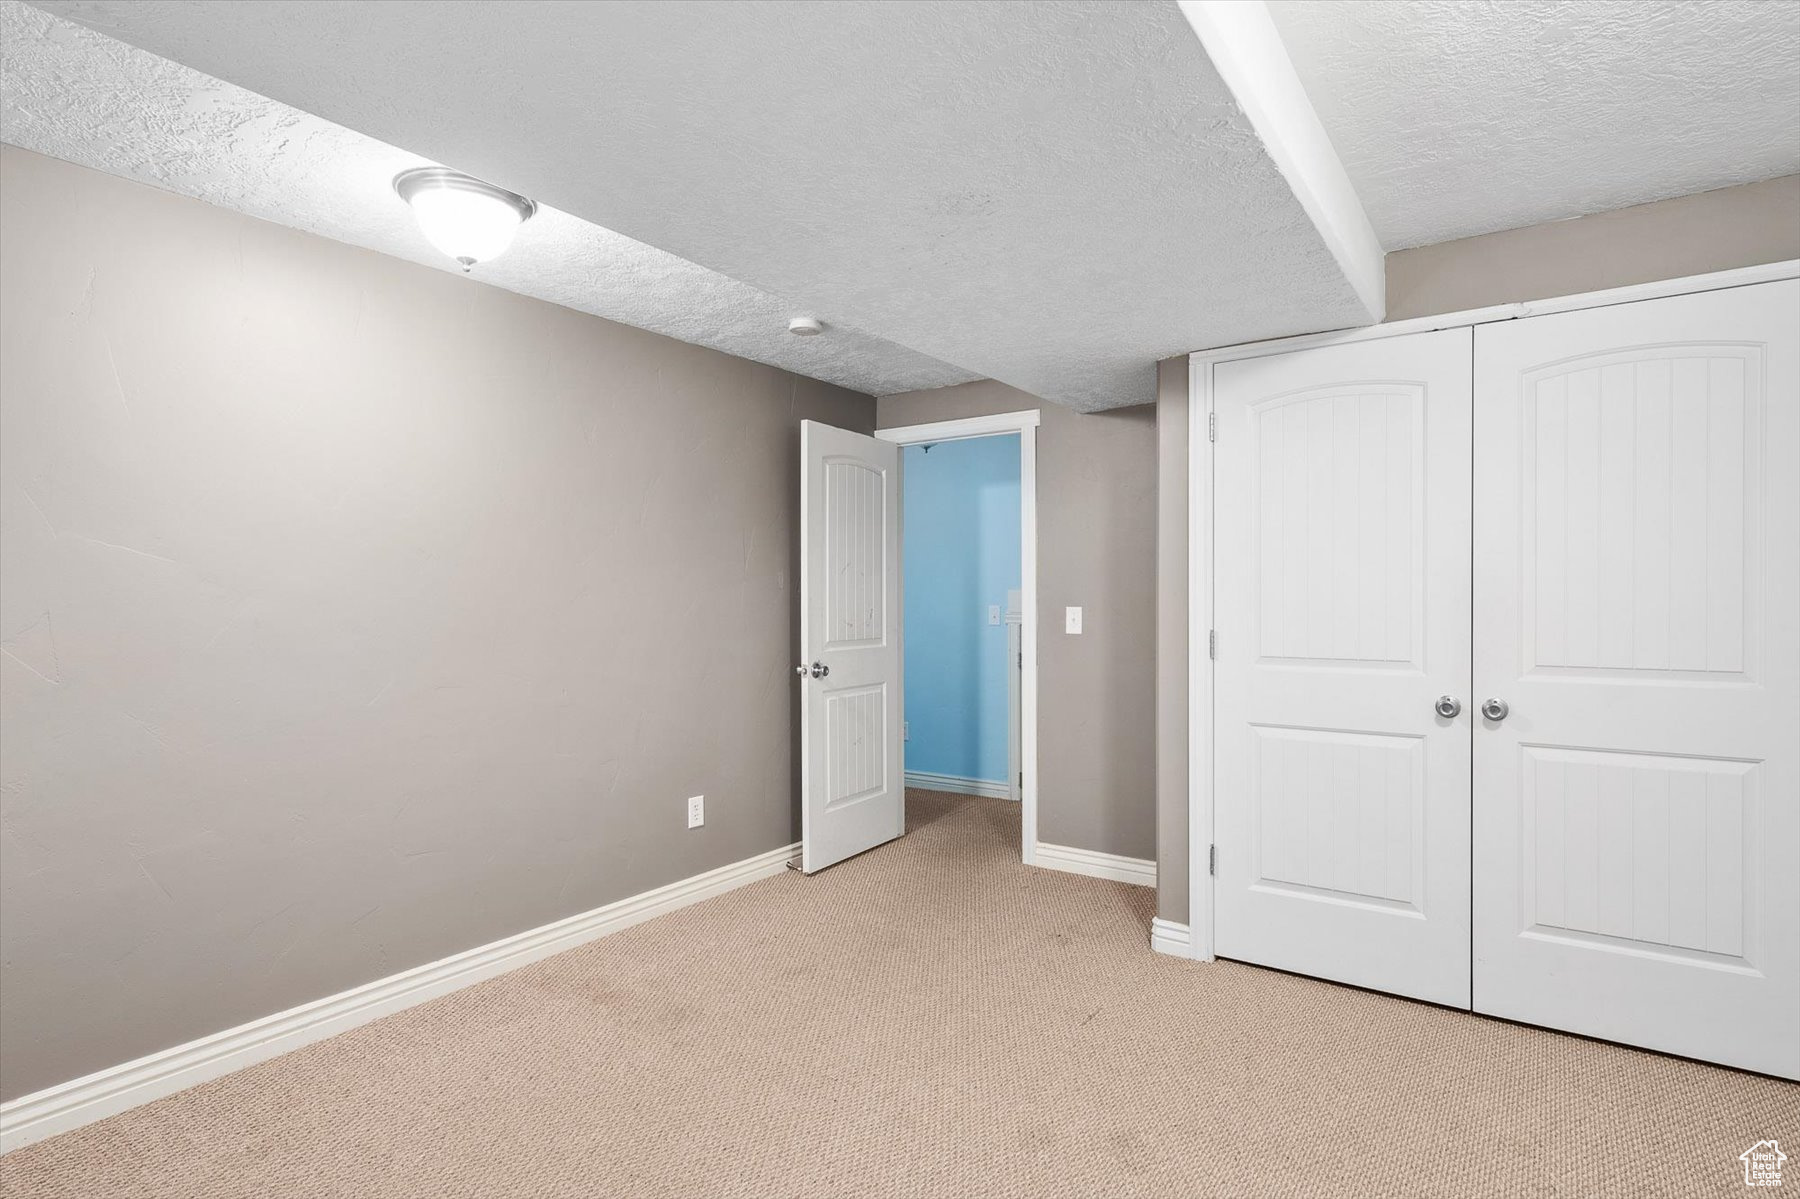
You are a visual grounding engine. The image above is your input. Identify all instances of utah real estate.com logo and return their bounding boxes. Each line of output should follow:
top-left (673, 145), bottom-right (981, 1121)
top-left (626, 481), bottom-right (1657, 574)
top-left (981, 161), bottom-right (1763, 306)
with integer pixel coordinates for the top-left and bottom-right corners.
top-left (1741, 1140), bottom-right (1787, 1188)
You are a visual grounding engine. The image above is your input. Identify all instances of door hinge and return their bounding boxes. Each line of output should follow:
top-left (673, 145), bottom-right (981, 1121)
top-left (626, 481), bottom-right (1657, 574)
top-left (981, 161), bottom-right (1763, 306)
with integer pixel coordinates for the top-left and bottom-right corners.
top-left (1018, 651), bottom-right (1023, 668)
top-left (1209, 844), bottom-right (1216, 876)
top-left (1208, 629), bottom-right (1216, 659)
top-left (1208, 412), bottom-right (1217, 442)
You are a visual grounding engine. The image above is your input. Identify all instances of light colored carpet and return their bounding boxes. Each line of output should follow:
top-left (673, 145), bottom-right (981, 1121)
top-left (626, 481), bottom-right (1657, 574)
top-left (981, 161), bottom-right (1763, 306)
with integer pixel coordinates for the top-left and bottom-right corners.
top-left (2, 790), bottom-right (1793, 1198)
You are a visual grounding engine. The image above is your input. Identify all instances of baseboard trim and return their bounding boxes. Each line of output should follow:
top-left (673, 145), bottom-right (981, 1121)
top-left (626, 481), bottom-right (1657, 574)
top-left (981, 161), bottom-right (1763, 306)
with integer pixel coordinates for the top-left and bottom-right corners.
top-left (0, 840), bottom-right (800, 1155)
top-left (1033, 842), bottom-right (1157, 888)
top-left (903, 770), bottom-right (1013, 800)
top-left (1150, 917), bottom-right (1192, 957)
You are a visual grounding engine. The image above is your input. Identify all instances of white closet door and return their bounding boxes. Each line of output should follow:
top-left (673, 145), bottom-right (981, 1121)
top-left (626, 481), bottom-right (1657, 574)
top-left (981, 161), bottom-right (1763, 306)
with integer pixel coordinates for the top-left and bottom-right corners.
top-left (1213, 328), bottom-right (1473, 1008)
top-left (1473, 280), bottom-right (1800, 1078)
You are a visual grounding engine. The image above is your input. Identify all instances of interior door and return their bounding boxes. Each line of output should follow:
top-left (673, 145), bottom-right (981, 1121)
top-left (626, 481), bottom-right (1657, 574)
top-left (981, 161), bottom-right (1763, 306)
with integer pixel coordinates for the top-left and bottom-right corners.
top-left (800, 420), bottom-right (904, 873)
top-left (1473, 280), bottom-right (1800, 1078)
top-left (1213, 328), bottom-right (1474, 1008)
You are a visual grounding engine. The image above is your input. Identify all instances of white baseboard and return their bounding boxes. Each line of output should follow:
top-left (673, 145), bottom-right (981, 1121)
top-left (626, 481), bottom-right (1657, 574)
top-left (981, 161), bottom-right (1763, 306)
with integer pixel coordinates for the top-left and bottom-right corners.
top-left (0, 840), bottom-right (799, 1156)
top-left (903, 770), bottom-right (1014, 800)
top-left (1033, 842), bottom-right (1157, 888)
top-left (1150, 917), bottom-right (1192, 957)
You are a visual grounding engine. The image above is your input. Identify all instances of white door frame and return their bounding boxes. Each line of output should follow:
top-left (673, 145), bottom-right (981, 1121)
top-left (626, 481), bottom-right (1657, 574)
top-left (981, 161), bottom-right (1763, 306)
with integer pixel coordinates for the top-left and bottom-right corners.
top-left (1185, 258), bottom-right (1800, 963)
top-left (877, 410), bottom-right (1042, 863)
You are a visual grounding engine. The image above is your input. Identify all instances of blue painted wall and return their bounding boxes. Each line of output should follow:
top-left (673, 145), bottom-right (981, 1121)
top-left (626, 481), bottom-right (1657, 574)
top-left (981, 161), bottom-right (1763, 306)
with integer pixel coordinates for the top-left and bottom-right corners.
top-left (902, 434), bottom-right (1020, 783)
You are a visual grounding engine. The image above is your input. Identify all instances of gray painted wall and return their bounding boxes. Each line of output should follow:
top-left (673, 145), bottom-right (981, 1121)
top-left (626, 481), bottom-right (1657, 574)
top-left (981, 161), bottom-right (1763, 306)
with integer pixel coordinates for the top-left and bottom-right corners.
top-left (0, 146), bottom-right (872, 1101)
top-left (1154, 174), bottom-right (1800, 927)
top-left (876, 382), bottom-right (1157, 861)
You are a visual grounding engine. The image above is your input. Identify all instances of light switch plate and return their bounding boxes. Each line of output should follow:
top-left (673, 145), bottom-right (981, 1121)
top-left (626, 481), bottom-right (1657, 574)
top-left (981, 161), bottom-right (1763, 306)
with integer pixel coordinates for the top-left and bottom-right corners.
top-left (988, 604), bottom-right (1001, 626)
top-left (1065, 606), bottom-right (1083, 635)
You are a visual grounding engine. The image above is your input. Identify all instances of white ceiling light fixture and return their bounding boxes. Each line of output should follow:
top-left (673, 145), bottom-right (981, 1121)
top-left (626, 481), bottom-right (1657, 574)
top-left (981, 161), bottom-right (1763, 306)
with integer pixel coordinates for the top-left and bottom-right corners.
top-left (392, 167), bottom-right (537, 271)
top-left (788, 316), bottom-right (824, 336)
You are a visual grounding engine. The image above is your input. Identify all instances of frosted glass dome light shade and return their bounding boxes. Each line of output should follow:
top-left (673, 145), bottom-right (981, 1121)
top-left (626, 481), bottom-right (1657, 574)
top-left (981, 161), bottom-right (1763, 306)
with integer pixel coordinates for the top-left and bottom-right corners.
top-left (393, 168), bottom-right (537, 271)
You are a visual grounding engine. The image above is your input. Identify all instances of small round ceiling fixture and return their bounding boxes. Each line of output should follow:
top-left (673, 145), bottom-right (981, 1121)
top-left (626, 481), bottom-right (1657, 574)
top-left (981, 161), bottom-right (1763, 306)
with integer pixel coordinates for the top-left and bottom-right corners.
top-left (393, 167), bottom-right (537, 272)
top-left (788, 316), bottom-right (825, 337)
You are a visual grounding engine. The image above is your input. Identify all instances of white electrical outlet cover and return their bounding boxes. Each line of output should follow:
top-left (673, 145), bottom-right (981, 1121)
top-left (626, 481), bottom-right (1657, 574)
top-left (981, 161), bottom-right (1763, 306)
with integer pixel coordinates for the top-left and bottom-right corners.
top-left (686, 795), bottom-right (704, 828)
top-left (988, 604), bottom-right (1001, 625)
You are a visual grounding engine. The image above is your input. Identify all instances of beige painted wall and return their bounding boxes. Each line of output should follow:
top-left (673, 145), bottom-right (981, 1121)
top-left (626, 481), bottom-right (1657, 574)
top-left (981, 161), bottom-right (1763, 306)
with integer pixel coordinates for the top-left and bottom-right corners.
top-left (1155, 175), bottom-right (1800, 927)
top-left (0, 146), bottom-right (872, 1101)
top-left (875, 383), bottom-right (1157, 861)
top-left (1388, 174), bottom-right (1800, 321)
top-left (1153, 357), bottom-right (1188, 924)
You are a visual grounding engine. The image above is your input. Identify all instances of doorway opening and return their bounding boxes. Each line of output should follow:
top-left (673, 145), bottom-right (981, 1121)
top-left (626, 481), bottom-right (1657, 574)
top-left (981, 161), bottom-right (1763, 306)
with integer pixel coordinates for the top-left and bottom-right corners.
top-left (900, 433), bottom-right (1021, 801)
top-left (878, 411), bottom-right (1040, 863)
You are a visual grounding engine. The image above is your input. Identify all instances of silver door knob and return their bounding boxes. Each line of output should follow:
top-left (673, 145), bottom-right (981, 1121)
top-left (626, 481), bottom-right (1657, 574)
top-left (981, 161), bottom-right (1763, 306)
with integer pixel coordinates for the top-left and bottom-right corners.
top-left (1434, 696), bottom-right (1462, 719)
top-left (808, 661), bottom-right (829, 679)
top-left (1481, 698), bottom-right (1510, 721)
top-left (795, 664), bottom-right (808, 677)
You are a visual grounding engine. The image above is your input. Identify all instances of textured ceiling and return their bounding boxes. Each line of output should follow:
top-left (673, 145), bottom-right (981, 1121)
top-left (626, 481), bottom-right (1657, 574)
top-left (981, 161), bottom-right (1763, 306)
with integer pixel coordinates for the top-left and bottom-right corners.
top-left (1268, 0), bottom-right (1800, 249)
top-left (0, 2), bottom-right (978, 397)
top-left (26, 0), bottom-right (1377, 411)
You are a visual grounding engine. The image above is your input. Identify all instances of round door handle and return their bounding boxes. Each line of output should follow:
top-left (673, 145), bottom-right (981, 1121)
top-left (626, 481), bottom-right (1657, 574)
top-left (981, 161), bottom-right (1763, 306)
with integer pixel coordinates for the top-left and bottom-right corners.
top-left (1434, 695), bottom-right (1462, 719)
top-left (795, 664), bottom-right (808, 677)
top-left (1481, 698), bottom-right (1510, 721)
top-left (809, 661), bottom-right (830, 679)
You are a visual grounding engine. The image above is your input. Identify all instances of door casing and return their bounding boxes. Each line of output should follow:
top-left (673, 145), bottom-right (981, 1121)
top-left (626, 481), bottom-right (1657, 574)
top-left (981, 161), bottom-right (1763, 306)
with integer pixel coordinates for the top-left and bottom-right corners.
top-left (876, 410), bottom-right (1042, 862)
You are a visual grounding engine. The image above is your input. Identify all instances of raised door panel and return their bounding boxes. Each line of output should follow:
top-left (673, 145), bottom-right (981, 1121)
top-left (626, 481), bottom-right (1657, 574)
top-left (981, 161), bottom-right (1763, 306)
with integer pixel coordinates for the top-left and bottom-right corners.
top-left (1250, 725), bottom-right (1424, 912)
top-left (1253, 387), bottom-right (1423, 669)
top-left (824, 685), bottom-right (889, 812)
top-left (1519, 746), bottom-right (1754, 963)
top-left (824, 459), bottom-right (887, 648)
top-left (1523, 349), bottom-right (1758, 680)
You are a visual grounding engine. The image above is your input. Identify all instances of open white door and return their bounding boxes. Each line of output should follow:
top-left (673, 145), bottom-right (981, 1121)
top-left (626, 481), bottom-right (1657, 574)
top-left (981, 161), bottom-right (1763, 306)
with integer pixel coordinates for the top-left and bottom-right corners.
top-left (800, 420), bottom-right (904, 873)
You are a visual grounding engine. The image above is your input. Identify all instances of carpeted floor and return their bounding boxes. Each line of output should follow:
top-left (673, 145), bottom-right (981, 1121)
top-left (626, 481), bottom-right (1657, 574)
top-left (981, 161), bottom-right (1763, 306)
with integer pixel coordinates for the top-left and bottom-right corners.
top-left (2, 790), bottom-right (1793, 1198)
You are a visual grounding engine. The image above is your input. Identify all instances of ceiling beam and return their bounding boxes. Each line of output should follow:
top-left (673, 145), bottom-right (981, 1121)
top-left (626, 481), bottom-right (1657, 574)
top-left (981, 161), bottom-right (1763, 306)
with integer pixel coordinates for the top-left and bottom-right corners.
top-left (1179, 0), bottom-right (1386, 324)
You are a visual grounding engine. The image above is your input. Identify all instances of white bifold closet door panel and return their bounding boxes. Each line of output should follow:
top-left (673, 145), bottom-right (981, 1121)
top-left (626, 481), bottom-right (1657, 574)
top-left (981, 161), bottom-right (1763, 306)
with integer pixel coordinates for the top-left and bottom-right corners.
top-left (1472, 280), bottom-right (1800, 1079)
top-left (1213, 328), bottom-right (1474, 1008)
